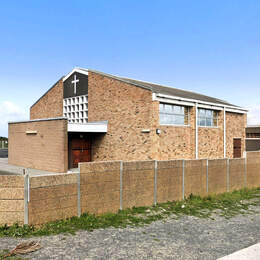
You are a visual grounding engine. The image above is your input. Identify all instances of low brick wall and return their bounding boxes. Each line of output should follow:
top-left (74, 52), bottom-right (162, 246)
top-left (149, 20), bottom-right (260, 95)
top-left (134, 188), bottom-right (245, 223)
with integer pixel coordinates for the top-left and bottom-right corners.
top-left (1, 151), bottom-right (260, 226)
top-left (0, 175), bottom-right (24, 226)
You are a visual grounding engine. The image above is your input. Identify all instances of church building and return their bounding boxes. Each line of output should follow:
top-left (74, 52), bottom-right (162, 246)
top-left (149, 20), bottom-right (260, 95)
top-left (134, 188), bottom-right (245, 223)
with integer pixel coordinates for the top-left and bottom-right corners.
top-left (8, 68), bottom-right (247, 173)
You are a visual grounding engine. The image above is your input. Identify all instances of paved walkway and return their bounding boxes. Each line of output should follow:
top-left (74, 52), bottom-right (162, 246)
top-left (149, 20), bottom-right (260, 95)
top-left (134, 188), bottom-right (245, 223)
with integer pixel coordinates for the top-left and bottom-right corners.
top-left (218, 242), bottom-right (260, 260)
top-left (0, 158), bottom-right (68, 176)
top-left (0, 207), bottom-right (260, 259)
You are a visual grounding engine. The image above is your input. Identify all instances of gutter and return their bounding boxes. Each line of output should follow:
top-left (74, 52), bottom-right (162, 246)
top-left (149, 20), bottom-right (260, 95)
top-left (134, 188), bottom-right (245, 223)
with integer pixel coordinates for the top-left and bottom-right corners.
top-left (155, 93), bottom-right (248, 114)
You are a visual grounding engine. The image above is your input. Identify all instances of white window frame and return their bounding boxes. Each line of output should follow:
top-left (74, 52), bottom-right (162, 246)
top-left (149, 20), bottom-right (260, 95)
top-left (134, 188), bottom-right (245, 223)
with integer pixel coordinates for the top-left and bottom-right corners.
top-left (198, 108), bottom-right (218, 128)
top-left (159, 103), bottom-right (190, 126)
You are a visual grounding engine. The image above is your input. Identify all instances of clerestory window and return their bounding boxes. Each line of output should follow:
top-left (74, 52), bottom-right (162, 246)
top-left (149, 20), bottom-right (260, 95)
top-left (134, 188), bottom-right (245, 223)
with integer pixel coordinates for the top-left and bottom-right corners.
top-left (159, 103), bottom-right (189, 126)
top-left (198, 108), bottom-right (218, 127)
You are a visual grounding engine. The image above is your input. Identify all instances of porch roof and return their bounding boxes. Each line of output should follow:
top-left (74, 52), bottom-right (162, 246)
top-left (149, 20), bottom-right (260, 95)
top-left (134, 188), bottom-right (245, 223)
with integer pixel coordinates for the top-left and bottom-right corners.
top-left (67, 121), bottom-right (108, 133)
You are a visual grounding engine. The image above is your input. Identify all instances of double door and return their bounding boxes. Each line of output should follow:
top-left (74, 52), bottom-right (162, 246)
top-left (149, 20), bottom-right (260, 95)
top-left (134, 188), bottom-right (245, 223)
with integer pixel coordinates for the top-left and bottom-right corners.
top-left (70, 135), bottom-right (91, 168)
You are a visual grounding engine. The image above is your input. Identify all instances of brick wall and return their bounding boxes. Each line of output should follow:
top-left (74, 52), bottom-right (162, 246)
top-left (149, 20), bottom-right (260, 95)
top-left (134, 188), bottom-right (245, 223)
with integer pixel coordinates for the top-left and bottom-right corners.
top-left (156, 106), bottom-right (196, 160)
top-left (198, 110), bottom-right (224, 159)
top-left (8, 118), bottom-right (68, 173)
top-left (0, 175), bottom-right (24, 226)
top-left (88, 71), bottom-right (154, 161)
top-left (226, 112), bottom-right (247, 158)
top-left (30, 79), bottom-right (64, 120)
top-left (26, 71), bottom-right (246, 163)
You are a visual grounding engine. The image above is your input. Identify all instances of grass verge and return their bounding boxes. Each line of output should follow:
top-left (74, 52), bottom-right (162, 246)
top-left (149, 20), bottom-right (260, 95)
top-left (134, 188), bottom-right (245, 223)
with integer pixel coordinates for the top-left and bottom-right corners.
top-left (1, 187), bottom-right (260, 238)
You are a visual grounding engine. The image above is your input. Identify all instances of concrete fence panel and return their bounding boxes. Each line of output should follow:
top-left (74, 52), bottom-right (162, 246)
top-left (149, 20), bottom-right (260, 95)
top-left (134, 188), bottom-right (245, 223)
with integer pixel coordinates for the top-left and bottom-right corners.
top-left (80, 161), bottom-right (121, 214)
top-left (208, 159), bottom-right (227, 194)
top-left (157, 160), bottom-right (183, 203)
top-left (28, 174), bottom-right (77, 225)
top-left (247, 152), bottom-right (260, 188)
top-left (2, 152), bottom-right (260, 226)
top-left (0, 175), bottom-right (24, 226)
top-left (184, 159), bottom-right (207, 197)
top-left (122, 161), bottom-right (154, 209)
top-left (229, 158), bottom-right (245, 191)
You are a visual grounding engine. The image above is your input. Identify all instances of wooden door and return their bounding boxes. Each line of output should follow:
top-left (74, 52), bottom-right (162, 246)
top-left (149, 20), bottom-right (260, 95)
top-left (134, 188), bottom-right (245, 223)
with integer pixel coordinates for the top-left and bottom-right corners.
top-left (233, 138), bottom-right (242, 158)
top-left (71, 137), bottom-right (91, 168)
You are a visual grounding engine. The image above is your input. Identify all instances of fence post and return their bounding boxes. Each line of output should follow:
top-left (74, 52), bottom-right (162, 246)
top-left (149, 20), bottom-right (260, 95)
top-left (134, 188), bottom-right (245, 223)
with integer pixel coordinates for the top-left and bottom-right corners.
top-left (120, 161), bottom-right (123, 210)
top-left (154, 160), bottom-right (158, 206)
top-left (182, 160), bottom-right (185, 200)
top-left (77, 170), bottom-right (81, 217)
top-left (227, 158), bottom-right (230, 192)
top-left (24, 169), bottom-right (29, 225)
top-left (206, 159), bottom-right (209, 193)
top-left (244, 157), bottom-right (247, 188)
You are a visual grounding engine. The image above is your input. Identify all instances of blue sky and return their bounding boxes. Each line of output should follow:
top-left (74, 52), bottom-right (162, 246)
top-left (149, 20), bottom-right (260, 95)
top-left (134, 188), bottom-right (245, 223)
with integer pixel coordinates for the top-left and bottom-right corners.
top-left (0, 0), bottom-right (260, 137)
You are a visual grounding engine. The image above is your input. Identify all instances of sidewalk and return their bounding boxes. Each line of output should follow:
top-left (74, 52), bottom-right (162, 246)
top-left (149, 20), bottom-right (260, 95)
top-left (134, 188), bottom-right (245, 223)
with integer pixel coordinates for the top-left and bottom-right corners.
top-left (218, 243), bottom-right (260, 260)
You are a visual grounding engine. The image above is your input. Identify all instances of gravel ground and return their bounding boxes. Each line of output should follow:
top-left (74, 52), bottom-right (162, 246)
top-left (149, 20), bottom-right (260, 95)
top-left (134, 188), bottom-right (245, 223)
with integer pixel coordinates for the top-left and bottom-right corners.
top-left (1, 208), bottom-right (260, 260)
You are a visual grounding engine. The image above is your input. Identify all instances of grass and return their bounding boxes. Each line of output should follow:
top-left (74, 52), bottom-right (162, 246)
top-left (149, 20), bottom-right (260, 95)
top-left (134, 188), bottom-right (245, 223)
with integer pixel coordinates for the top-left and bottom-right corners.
top-left (0, 187), bottom-right (260, 238)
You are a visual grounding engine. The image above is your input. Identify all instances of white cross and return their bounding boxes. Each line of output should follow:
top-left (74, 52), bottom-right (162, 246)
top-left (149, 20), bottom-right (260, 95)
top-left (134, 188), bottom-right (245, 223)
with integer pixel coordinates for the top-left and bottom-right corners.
top-left (71, 74), bottom-right (79, 94)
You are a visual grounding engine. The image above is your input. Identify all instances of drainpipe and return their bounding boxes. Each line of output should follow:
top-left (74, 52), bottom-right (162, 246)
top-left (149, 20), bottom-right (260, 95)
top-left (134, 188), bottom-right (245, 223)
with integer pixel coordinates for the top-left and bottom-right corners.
top-left (195, 103), bottom-right (198, 159)
top-left (223, 107), bottom-right (226, 158)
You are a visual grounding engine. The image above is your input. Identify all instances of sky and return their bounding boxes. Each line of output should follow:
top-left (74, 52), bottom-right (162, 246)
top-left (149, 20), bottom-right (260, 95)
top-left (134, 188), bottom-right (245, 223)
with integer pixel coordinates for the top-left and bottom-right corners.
top-left (0, 0), bottom-right (260, 137)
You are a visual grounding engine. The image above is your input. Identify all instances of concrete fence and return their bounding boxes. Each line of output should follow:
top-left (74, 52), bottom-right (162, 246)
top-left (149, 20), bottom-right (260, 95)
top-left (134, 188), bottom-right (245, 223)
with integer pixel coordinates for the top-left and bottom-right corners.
top-left (1, 151), bottom-right (260, 226)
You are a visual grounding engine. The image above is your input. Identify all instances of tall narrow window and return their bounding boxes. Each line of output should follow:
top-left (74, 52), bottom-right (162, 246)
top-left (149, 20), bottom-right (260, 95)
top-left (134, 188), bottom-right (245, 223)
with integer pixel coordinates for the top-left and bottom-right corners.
top-left (160, 103), bottom-right (189, 125)
top-left (198, 108), bottom-right (218, 127)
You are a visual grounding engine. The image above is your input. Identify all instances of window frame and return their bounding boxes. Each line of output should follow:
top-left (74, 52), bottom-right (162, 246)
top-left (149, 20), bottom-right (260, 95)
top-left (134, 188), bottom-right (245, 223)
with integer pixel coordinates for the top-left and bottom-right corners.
top-left (197, 108), bottom-right (218, 128)
top-left (159, 103), bottom-right (190, 126)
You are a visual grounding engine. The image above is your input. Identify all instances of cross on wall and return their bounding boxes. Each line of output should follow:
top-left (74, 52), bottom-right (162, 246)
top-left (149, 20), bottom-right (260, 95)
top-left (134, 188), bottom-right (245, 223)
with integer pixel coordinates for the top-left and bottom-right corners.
top-left (71, 74), bottom-right (79, 94)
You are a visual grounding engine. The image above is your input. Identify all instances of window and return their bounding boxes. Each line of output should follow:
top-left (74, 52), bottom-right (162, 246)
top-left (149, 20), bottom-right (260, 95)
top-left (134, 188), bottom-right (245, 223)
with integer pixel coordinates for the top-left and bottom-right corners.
top-left (160, 103), bottom-right (189, 125)
top-left (198, 109), bottom-right (218, 127)
top-left (63, 94), bottom-right (88, 124)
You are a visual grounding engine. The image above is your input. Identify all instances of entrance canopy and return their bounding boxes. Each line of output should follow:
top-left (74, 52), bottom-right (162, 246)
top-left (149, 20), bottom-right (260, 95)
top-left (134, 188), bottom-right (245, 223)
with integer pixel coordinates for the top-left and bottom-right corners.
top-left (67, 121), bottom-right (108, 133)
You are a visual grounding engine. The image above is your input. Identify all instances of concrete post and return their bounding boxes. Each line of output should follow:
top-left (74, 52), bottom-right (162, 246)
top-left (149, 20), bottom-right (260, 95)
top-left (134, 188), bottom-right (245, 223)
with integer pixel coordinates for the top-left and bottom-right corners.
top-left (77, 171), bottom-right (81, 217)
top-left (120, 161), bottom-right (123, 210)
top-left (244, 157), bottom-right (247, 188)
top-left (227, 159), bottom-right (230, 192)
top-left (24, 170), bottom-right (29, 225)
top-left (182, 160), bottom-right (185, 200)
top-left (206, 159), bottom-right (209, 193)
top-left (154, 160), bottom-right (158, 206)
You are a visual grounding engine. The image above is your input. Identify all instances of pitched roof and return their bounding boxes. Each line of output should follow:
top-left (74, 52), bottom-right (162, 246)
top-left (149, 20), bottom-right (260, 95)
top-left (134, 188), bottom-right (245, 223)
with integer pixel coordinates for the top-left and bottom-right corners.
top-left (86, 69), bottom-right (241, 108)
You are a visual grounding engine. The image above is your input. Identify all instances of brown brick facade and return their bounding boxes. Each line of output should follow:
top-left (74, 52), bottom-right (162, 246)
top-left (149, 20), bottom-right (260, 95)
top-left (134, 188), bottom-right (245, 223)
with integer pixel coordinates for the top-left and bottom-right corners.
top-left (226, 112), bottom-right (247, 158)
top-left (30, 79), bottom-right (64, 120)
top-left (8, 118), bottom-right (68, 172)
top-left (154, 105), bottom-right (196, 160)
top-left (198, 110), bottom-right (224, 159)
top-left (10, 70), bottom-right (247, 171)
top-left (88, 71), bottom-right (154, 161)
top-left (88, 71), bottom-right (246, 161)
